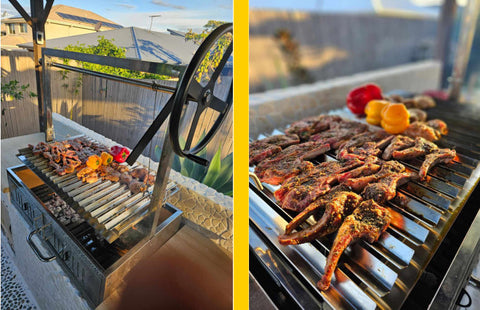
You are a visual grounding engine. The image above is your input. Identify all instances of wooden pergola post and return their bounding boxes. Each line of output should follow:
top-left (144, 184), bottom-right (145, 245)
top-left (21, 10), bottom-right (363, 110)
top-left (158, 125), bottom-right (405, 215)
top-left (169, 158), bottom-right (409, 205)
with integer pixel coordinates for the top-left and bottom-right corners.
top-left (8, 0), bottom-right (54, 140)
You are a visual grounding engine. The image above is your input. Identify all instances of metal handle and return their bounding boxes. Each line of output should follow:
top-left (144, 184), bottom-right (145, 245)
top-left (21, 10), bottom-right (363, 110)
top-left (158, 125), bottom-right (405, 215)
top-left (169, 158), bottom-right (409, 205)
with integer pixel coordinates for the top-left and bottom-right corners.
top-left (26, 228), bottom-right (56, 262)
top-left (249, 172), bottom-right (264, 191)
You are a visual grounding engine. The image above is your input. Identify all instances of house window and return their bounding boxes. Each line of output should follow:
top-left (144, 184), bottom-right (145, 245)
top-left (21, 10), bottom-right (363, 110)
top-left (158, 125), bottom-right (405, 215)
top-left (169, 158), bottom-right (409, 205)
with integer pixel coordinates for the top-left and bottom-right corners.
top-left (20, 23), bottom-right (28, 33)
top-left (7, 23), bottom-right (16, 34)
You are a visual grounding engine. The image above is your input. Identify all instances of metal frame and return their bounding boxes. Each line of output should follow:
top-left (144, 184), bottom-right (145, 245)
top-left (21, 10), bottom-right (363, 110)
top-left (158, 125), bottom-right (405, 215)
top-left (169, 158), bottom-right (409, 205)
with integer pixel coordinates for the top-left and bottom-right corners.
top-left (41, 47), bottom-right (187, 241)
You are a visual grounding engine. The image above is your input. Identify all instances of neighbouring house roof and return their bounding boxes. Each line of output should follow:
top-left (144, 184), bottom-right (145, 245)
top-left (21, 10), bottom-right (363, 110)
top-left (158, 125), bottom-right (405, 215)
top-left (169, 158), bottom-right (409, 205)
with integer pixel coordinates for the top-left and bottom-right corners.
top-left (18, 27), bottom-right (199, 65)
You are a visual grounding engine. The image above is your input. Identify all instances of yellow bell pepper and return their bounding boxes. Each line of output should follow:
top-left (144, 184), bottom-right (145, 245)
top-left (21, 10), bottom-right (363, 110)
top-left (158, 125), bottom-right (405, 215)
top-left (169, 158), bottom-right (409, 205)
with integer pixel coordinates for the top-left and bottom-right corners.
top-left (365, 100), bottom-right (389, 125)
top-left (380, 103), bottom-right (410, 134)
top-left (100, 152), bottom-right (113, 166)
top-left (86, 155), bottom-right (102, 170)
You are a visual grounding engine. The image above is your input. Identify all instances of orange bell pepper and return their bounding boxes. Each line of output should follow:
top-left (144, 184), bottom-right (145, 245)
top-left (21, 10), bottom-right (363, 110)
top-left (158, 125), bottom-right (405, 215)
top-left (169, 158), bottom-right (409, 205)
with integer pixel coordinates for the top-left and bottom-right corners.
top-left (380, 103), bottom-right (410, 134)
top-left (86, 155), bottom-right (102, 170)
top-left (100, 152), bottom-right (113, 166)
top-left (365, 100), bottom-right (389, 125)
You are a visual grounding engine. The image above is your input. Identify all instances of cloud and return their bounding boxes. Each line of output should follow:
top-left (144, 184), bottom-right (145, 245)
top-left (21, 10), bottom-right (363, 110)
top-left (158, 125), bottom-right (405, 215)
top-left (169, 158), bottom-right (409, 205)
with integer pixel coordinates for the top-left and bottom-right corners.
top-left (116, 3), bottom-right (136, 9)
top-left (151, 1), bottom-right (186, 10)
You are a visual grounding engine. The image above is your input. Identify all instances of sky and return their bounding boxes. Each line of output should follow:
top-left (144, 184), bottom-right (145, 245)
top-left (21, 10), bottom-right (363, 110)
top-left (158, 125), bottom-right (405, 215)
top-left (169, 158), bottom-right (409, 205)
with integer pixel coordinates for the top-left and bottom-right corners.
top-left (1, 0), bottom-right (233, 32)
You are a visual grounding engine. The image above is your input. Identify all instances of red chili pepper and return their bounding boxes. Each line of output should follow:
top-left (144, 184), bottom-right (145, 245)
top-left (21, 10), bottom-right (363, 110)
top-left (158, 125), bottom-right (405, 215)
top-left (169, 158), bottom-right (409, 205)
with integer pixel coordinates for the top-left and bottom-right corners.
top-left (346, 84), bottom-right (383, 115)
top-left (110, 145), bottom-right (130, 163)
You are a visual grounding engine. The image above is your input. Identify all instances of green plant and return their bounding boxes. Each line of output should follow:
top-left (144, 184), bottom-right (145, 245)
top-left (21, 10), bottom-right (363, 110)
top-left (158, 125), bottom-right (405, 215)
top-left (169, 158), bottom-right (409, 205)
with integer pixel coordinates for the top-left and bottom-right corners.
top-left (185, 20), bottom-right (232, 83)
top-left (1, 80), bottom-right (37, 101)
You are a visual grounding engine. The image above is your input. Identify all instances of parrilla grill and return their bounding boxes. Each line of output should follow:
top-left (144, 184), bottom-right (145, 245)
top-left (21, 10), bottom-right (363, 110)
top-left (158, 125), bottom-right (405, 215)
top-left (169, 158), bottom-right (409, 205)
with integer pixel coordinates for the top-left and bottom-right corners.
top-left (249, 100), bottom-right (480, 309)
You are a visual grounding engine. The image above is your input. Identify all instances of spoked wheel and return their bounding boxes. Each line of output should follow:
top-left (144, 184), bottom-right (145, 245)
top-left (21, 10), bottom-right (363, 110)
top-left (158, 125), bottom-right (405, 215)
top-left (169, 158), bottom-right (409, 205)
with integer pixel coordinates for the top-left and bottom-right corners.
top-left (169, 23), bottom-right (233, 166)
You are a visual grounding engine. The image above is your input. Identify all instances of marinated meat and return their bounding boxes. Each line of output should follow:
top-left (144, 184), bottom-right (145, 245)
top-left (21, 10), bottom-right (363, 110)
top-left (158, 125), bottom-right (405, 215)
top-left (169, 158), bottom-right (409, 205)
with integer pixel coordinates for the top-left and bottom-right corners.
top-left (249, 142), bottom-right (281, 166)
top-left (382, 135), bottom-right (415, 160)
top-left (426, 119), bottom-right (448, 136)
top-left (275, 159), bottom-right (363, 210)
top-left (120, 172), bottom-right (133, 185)
top-left (255, 142), bottom-right (330, 185)
top-left (131, 168), bottom-right (149, 181)
top-left (257, 134), bottom-right (301, 148)
top-left (280, 184), bottom-right (351, 234)
top-left (279, 191), bottom-right (362, 245)
top-left (391, 137), bottom-right (438, 160)
top-left (310, 121), bottom-right (369, 149)
top-left (337, 142), bottom-right (382, 161)
top-left (286, 115), bottom-right (342, 140)
top-left (129, 180), bottom-right (148, 194)
top-left (403, 122), bottom-right (441, 141)
top-left (317, 200), bottom-right (392, 291)
top-left (342, 161), bottom-right (405, 192)
top-left (339, 130), bottom-right (391, 150)
top-left (419, 148), bottom-right (456, 181)
top-left (336, 161), bottom-right (381, 183)
top-left (403, 95), bottom-right (436, 109)
top-left (362, 171), bottom-right (418, 204)
top-left (408, 108), bottom-right (427, 123)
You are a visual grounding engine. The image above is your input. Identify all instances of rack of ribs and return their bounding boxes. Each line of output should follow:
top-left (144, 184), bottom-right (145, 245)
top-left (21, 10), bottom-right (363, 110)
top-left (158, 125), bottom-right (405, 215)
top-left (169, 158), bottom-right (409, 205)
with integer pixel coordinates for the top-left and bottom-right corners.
top-left (362, 171), bottom-right (419, 204)
top-left (249, 134), bottom-right (300, 166)
top-left (254, 141), bottom-right (331, 185)
top-left (278, 190), bottom-right (362, 245)
top-left (285, 115), bottom-right (342, 140)
top-left (275, 159), bottom-right (363, 211)
top-left (419, 148), bottom-right (456, 181)
top-left (317, 199), bottom-right (392, 291)
top-left (342, 161), bottom-right (405, 192)
top-left (391, 137), bottom-right (438, 160)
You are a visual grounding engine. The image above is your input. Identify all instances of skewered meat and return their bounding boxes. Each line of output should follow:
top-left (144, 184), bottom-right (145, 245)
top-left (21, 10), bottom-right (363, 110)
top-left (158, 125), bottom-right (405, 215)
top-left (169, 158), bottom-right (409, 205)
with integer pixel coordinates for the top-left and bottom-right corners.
top-left (426, 119), bottom-right (448, 136)
top-left (362, 171), bottom-right (418, 204)
top-left (342, 161), bottom-right (405, 192)
top-left (403, 122), bottom-right (441, 141)
top-left (275, 159), bottom-right (363, 211)
top-left (318, 200), bottom-right (391, 291)
top-left (408, 108), bottom-right (427, 123)
top-left (382, 135), bottom-right (415, 160)
top-left (419, 148), bottom-right (456, 181)
top-left (255, 142), bottom-right (330, 185)
top-left (286, 115), bottom-right (342, 140)
top-left (392, 137), bottom-right (438, 160)
top-left (278, 190), bottom-right (362, 245)
top-left (249, 143), bottom-right (281, 166)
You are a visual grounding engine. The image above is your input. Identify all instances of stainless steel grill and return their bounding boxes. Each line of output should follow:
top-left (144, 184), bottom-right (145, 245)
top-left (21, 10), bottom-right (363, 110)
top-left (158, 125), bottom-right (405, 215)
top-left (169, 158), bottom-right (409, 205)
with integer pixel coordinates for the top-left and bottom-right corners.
top-left (16, 136), bottom-right (178, 244)
top-left (249, 99), bottom-right (480, 309)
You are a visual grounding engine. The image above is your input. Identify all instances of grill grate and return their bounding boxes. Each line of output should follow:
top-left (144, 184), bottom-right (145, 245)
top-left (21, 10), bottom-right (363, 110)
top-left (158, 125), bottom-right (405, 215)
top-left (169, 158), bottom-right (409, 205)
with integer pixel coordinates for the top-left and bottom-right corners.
top-left (249, 100), bottom-right (480, 309)
top-left (17, 137), bottom-right (178, 244)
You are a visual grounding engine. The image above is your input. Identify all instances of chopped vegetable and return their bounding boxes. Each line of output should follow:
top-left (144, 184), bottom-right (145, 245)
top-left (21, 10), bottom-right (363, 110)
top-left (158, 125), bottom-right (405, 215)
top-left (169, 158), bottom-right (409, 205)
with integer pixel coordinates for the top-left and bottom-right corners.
top-left (346, 84), bottom-right (383, 115)
top-left (365, 100), bottom-right (389, 125)
top-left (86, 155), bottom-right (102, 170)
top-left (110, 145), bottom-right (130, 163)
top-left (101, 152), bottom-right (113, 166)
top-left (380, 103), bottom-right (410, 134)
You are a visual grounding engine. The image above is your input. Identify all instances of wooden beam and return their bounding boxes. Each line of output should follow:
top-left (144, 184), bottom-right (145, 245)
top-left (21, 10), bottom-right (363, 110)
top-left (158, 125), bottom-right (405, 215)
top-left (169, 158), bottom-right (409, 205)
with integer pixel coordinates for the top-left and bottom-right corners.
top-left (41, 0), bottom-right (54, 25)
top-left (8, 0), bottom-right (32, 26)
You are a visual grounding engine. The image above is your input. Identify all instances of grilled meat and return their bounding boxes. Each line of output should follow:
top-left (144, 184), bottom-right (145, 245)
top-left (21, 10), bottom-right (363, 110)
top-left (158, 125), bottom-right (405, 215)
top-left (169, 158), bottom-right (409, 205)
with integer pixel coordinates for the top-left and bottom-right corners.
top-left (391, 137), bottom-right (438, 160)
top-left (249, 143), bottom-right (282, 166)
top-left (362, 171), bottom-right (418, 204)
top-left (382, 135), bottom-right (415, 160)
top-left (310, 121), bottom-right (369, 149)
top-left (131, 168), bottom-right (149, 181)
top-left (336, 160), bottom-right (381, 183)
top-left (403, 95), bottom-right (436, 109)
top-left (419, 148), bottom-right (456, 181)
top-left (338, 130), bottom-right (391, 150)
top-left (342, 161), bottom-right (405, 192)
top-left (317, 200), bottom-right (392, 290)
top-left (255, 142), bottom-right (330, 185)
top-left (403, 122), bottom-right (441, 141)
top-left (408, 108), bottom-right (427, 123)
top-left (278, 191), bottom-right (362, 245)
top-left (286, 115), bottom-right (342, 140)
top-left (275, 159), bottom-right (362, 211)
top-left (249, 134), bottom-right (301, 166)
top-left (426, 119), bottom-right (448, 136)
top-left (337, 142), bottom-right (382, 161)
top-left (129, 180), bottom-right (148, 194)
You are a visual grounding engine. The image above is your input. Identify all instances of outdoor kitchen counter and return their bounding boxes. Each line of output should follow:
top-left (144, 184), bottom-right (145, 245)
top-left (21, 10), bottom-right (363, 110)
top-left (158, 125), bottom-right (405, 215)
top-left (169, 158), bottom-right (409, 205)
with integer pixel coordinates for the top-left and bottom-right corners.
top-left (1, 131), bottom-right (232, 310)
